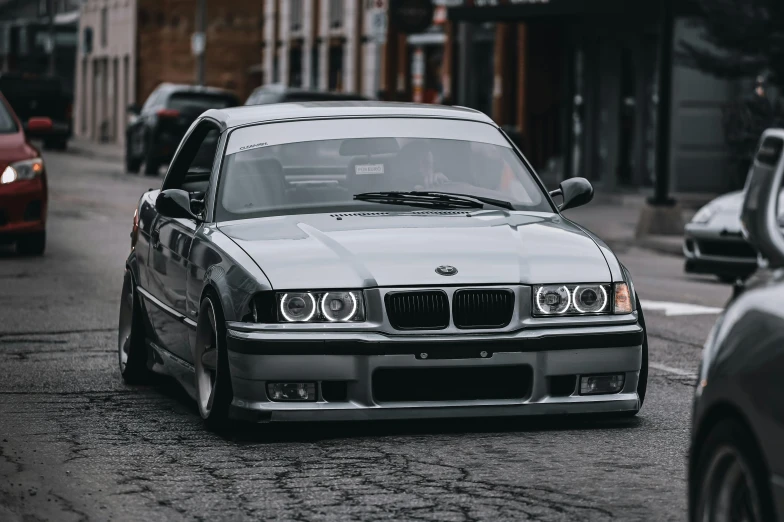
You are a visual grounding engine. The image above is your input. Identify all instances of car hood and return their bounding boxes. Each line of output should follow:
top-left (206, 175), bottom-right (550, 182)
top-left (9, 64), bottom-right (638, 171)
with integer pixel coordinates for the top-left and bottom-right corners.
top-left (218, 211), bottom-right (611, 289)
top-left (708, 191), bottom-right (745, 231)
top-left (0, 131), bottom-right (35, 163)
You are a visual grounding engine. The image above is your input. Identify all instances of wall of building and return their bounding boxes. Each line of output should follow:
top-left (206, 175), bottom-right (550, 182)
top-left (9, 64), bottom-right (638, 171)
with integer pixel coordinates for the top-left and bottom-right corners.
top-left (262, 0), bottom-right (381, 97)
top-left (669, 17), bottom-right (740, 194)
top-left (135, 0), bottom-right (264, 106)
top-left (75, 0), bottom-right (136, 144)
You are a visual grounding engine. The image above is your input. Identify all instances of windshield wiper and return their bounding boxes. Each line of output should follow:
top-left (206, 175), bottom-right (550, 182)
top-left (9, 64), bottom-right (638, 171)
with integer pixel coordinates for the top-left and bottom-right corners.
top-left (353, 191), bottom-right (514, 211)
top-left (412, 191), bottom-right (515, 210)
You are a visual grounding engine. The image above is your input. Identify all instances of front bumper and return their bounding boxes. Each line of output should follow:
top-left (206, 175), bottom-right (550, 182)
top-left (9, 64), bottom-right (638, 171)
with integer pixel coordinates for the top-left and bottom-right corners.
top-left (0, 178), bottom-right (46, 239)
top-left (225, 324), bottom-right (644, 422)
top-left (683, 226), bottom-right (757, 278)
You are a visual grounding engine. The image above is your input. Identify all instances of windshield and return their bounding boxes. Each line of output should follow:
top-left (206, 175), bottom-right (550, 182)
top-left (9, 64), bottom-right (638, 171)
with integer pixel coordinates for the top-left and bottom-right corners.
top-left (0, 97), bottom-right (18, 133)
top-left (216, 117), bottom-right (551, 221)
top-left (168, 93), bottom-right (238, 112)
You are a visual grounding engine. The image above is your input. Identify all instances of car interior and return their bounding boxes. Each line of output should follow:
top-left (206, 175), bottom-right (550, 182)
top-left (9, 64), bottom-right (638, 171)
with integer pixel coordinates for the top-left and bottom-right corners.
top-left (218, 136), bottom-right (537, 216)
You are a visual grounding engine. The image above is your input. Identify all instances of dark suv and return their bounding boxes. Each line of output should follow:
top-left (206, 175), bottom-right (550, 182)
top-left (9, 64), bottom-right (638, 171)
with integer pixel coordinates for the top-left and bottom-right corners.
top-left (244, 85), bottom-right (369, 106)
top-left (0, 72), bottom-right (72, 150)
top-left (126, 83), bottom-right (239, 175)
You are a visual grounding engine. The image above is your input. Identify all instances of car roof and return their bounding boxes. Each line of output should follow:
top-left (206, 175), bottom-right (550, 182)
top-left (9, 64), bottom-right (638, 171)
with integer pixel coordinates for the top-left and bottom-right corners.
top-left (202, 101), bottom-right (494, 129)
top-left (156, 82), bottom-right (237, 97)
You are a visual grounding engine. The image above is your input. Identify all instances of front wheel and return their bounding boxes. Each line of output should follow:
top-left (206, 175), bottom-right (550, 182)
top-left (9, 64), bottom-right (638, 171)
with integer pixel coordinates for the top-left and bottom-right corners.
top-left (693, 418), bottom-right (774, 522)
top-left (118, 270), bottom-right (151, 383)
top-left (194, 292), bottom-right (234, 431)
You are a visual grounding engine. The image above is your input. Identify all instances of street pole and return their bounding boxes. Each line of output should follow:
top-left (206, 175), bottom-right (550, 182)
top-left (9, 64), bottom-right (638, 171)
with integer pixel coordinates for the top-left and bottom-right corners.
top-left (47, 0), bottom-right (56, 76)
top-left (650, 0), bottom-right (674, 206)
top-left (635, 0), bottom-right (683, 238)
top-left (195, 0), bottom-right (206, 86)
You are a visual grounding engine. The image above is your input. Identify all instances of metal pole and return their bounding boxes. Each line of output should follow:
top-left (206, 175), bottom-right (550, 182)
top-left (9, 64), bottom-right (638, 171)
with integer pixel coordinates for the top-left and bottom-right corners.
top-left (196, 0), bottom-right (206, 86)
top-left (650, 0), bottom-right (675, 205)
top-left (47, 0), bottom-right (56, 76)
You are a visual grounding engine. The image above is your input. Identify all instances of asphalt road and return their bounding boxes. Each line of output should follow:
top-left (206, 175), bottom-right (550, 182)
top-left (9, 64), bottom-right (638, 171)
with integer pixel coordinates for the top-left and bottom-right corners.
top-left (0, 149), bottom-right (731, 521)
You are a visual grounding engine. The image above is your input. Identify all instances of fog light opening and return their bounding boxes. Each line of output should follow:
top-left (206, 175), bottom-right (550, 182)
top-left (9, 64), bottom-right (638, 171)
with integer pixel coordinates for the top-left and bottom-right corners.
top-left (580, 374), bottom-right (625, 395)
top-left (267, 382), bottom-right (317, 402)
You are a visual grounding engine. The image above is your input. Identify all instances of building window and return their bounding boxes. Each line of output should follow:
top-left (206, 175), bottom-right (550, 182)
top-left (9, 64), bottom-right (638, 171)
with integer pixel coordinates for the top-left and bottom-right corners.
top-left (290, 0), bottom-right (303, 32)
top-left (329, 0), bottom-right (343, 29)
top-left (100, 7), bottom-right (107, 47)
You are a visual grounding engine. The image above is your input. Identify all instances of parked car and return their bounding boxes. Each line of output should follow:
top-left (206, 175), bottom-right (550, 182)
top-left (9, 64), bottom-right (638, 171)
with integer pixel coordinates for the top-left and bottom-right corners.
top-left (118, 102), bottom-right (649, 431)
top-left (0, 72), bottom-right (72, 151)
top-left (125, 83), bottom-right (240, 175)
top-left (0, 92), bottom-right (51, 255)
top-left (683, 191), bottom-right (759, 283)
top-left (688, 129), bottom-right (784, 522)
top-left (244, 84), bottom-right (369, 106)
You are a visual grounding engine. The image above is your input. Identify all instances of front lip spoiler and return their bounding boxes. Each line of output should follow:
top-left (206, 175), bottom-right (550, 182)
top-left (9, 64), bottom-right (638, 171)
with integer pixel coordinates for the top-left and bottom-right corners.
top-left (226, 324), bottom-right (644, 355)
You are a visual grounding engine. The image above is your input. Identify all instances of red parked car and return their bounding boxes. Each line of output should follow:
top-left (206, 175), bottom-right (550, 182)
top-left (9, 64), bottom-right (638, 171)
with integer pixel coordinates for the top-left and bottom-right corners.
top-left (0, 92), bottom-right (51, 255)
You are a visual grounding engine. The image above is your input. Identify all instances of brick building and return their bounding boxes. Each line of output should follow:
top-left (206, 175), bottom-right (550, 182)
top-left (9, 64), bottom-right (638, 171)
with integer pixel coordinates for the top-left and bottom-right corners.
top-left (75, 0), bottom-right (264, 145)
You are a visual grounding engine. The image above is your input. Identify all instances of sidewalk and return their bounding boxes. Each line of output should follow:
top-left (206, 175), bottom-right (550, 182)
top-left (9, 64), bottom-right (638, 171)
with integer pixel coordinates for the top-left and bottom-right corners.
top-left (563, 193), bottom-right (693, 257)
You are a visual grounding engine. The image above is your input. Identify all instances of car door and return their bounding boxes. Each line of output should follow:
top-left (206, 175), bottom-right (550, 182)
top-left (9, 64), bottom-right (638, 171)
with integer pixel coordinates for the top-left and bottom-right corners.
top-left (146, 120), bottom-right (220, 364)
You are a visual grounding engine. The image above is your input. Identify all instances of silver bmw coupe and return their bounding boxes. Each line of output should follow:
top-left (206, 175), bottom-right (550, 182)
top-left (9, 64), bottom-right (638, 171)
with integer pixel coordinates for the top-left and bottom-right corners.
top-left (118, 102), bottom-right (649, 429)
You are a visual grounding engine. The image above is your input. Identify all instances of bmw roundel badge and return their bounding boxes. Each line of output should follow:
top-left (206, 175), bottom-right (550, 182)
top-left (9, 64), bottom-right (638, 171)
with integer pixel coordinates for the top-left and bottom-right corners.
top-left (435, 265), bottom-right (458, 276)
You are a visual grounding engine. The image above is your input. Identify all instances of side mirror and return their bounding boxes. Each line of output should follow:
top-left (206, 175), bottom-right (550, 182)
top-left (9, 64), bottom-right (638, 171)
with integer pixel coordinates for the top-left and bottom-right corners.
top-left (127, 103), bottom-right (141, 115)
top-left (740, 130), bottom-right (784, 267)
top-left (156, 189), bottom-right (199, 221)
top-left (27, 117), bottom-right (53, 134)
top-left (549, 177), bottom-right (594, 211)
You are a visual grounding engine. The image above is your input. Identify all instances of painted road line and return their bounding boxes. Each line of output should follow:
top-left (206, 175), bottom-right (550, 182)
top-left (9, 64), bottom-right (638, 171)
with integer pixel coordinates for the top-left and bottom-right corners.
top-left (640, 300), bottom-right (723, 316)
top-left (650, 362), bottom-right (698, 378)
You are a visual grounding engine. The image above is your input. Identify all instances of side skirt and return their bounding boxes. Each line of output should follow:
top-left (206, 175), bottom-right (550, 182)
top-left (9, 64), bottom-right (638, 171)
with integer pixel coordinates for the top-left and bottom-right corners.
top-left (148, 340), bottom-right (198, 401)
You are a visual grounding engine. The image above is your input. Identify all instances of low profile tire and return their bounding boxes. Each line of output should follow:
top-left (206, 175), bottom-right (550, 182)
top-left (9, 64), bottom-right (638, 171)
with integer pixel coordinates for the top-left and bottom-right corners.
top-left (693, 417), bottom-right (774, 522)
top-left (614, 296), bottom-right (648, 418)
top-left (636, 298), bottom-right (649, 408)
top-left (16, 231), bottom-right (45, 256)
top-left (118, 269), bottom-right (151, 383)
top-left (143, 136), bottom-right (160, 176)
top-left (194, 292), bottom-right (234, 431)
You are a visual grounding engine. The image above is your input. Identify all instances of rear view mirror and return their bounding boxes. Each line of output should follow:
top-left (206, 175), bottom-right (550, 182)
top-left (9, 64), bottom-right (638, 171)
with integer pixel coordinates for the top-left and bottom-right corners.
top-left (550, 177), bottom-right (594, 211)
top-left (27, 117), bottom-right (53, 134)
top-left (156, 189), bottom-right (198, 221)
top-left (741, 130), bottom-right (784, 268)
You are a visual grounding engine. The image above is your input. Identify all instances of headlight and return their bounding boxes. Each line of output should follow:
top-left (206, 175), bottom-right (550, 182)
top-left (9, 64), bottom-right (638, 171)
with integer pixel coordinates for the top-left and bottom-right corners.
top-left (274, 291), bottom-right (365, 323)
top-left (692, 203), bottom-right (719, 224)
top-left (533, 283), bottom-right (632, 316)
top-left (0, 158), bottom-right (44, 184)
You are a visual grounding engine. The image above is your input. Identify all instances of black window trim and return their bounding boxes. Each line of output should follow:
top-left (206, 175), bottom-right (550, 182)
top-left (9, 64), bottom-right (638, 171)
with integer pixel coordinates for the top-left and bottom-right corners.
top-left (162, 117), bottom-right (223, 206)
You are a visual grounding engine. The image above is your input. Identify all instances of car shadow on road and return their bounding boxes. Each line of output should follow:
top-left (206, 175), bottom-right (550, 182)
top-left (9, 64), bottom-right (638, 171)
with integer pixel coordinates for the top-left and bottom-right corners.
top-left (218, 415), bottom-right (644, 445)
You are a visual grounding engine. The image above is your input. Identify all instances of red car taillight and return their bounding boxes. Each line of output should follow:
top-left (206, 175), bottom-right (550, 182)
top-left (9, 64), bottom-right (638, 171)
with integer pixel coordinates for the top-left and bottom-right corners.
top-left (156, 109), bottom-right (180, 119)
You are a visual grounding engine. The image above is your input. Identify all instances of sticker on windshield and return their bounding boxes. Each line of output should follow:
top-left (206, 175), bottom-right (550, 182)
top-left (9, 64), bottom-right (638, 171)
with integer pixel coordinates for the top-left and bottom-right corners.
top-left (355, 164), bottom-right (384, 175)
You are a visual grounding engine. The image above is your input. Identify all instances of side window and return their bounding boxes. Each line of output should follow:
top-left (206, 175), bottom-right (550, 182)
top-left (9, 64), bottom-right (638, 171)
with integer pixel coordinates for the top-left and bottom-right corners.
top-left (163, 121), bottom-right (221, 200)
